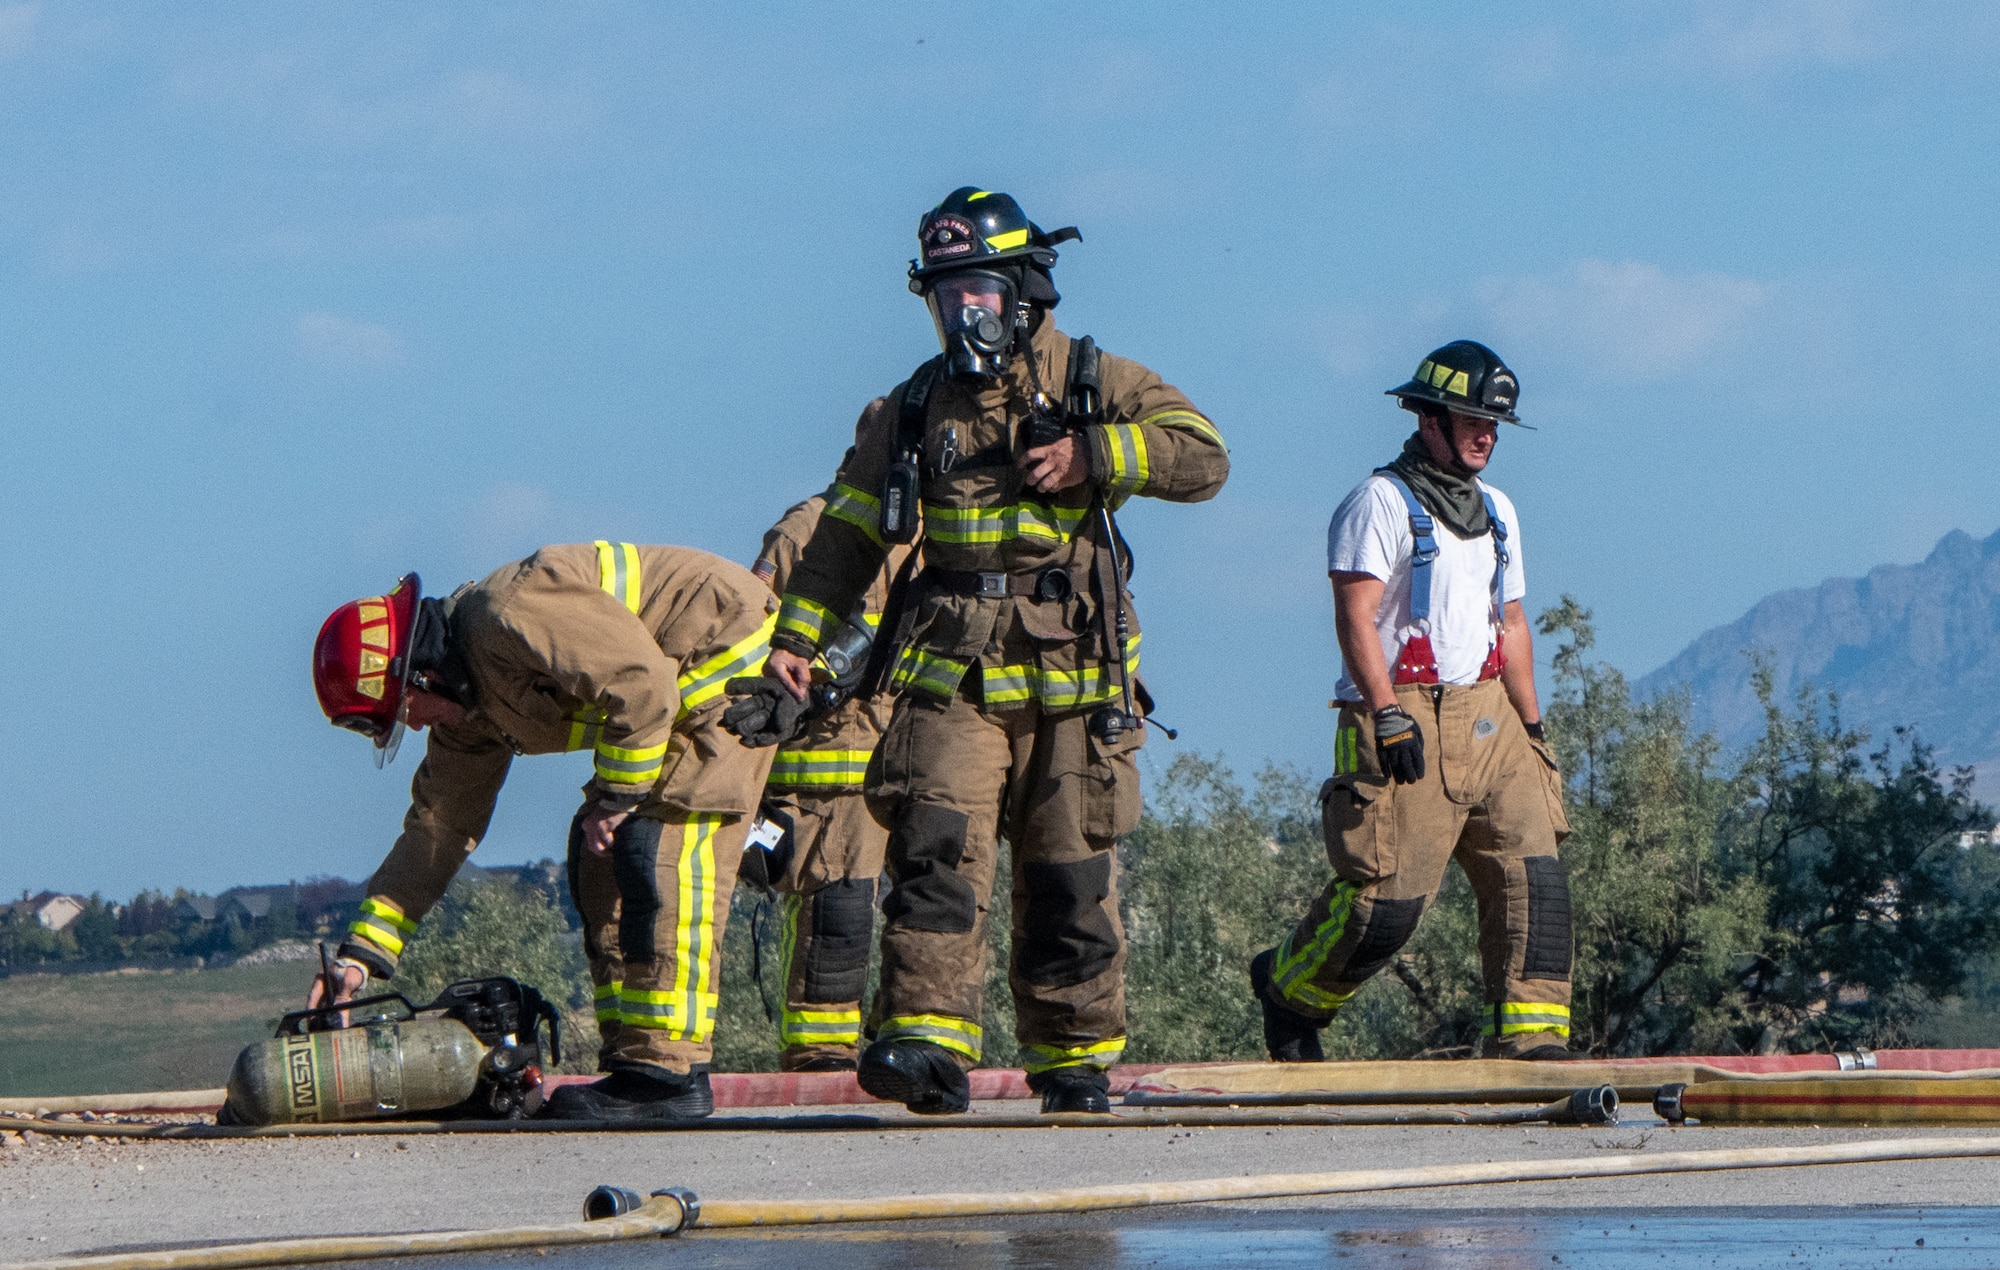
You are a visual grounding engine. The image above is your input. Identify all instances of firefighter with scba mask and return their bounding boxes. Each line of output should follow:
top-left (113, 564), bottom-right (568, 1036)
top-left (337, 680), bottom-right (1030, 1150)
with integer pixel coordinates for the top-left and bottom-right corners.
top-left (309, 544), bottom-right (780, 1122)
top-left (739, 490), bottom-right (913, 1071)
top-left (752, 187), bottom-right (1229, 1115)
top-left (1252, 341), bottom-right (1578, 1062)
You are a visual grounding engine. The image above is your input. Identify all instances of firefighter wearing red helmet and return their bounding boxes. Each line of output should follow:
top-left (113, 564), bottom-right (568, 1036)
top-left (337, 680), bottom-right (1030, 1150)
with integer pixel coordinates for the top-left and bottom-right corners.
top-left (762, 186), bottom-right (1229, 1115)
top-left (311, 543), bottom-right (780, 1122)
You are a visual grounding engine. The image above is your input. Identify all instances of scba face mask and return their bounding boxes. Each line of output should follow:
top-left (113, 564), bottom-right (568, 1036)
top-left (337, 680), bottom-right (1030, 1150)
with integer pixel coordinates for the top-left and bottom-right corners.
top-left (925, 269), bottom-right (1021, 379)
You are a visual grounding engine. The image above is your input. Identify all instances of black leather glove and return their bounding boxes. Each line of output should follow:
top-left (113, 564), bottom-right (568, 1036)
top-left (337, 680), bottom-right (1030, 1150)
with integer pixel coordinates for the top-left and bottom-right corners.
top-left (720, 676), bottom-right (809, 748)
top-left (1373, 705), bottom-right (1425, 785)
top-left (1524, 719), bottom-right (1546, 742)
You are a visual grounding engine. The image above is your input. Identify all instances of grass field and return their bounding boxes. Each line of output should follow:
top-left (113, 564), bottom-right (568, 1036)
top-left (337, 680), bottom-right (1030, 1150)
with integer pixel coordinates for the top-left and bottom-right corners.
top-left (0, 962), bottom-right (315, 1097)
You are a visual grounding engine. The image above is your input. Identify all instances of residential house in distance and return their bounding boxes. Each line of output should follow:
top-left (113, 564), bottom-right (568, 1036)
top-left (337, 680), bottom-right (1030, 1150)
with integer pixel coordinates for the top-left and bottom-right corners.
top-left (7, 892), bottom-right (88, 932)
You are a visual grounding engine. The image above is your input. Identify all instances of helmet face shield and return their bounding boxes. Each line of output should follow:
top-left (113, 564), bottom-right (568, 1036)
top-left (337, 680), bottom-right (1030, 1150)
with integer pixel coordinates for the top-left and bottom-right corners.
top-left (924, 269), bottom-right (1018, 379)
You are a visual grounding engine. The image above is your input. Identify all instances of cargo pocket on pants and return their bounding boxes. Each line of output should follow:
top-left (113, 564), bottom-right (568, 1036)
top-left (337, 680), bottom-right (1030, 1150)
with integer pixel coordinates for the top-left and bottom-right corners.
top-left (1320, 773), bottom-right (1395, 881)
top-left (1528, 739), bottom-right (1572, 844)
top-left (1082, 717), bottom-right (1145, 841)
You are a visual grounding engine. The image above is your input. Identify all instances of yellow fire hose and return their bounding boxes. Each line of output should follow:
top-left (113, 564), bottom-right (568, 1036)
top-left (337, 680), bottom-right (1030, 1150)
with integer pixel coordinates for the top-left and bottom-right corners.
top-left (1, 1087), bottom-right (1618, 1138)
top-left (1663, 1076), bottom-right (2000, 1126)
top-left (0, 1091), bottom-right (225, 1116)
top-left (11, 1134), bottom-right (2000, 1270)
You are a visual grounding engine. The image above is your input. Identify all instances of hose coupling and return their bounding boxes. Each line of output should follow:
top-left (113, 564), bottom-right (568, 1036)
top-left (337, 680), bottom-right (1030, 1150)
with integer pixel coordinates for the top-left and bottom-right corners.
top-left (1556, 1084), bottom-right (1619, 1125)
top-left (1653, 1083), bottom-right (1687, 1125)
top-left (650, 1187), bottom-right (701, 1232)
top-left (582, 1185), bottom-right (699, 1235)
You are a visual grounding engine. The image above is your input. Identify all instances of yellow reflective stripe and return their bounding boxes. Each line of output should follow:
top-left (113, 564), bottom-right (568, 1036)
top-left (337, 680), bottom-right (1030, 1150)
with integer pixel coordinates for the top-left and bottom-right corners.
top-left (878, 1013), bottom-right (982, 1061)
top-left (1138, 408), bottom-right (1226, 451)
top-left (1482, 1001), bottom-right (1573, 1037)
top-left (347, 918), bottom-right (404, 959)
top-left (1103, 423), bottom-right (1150, 498)
top-left (677, 612), bottom-right (777, 718)
top-left (594, 739), bottom-right (669, 785)
top-left (984, 227), bottom-right (1029, 251)
top-left (925, 501), bottom-right (1089, 546)
top-left (890, 647), bottom-right (970, 699)
top-left (1271, 878), bottom-right (1362, 1011)
top-left (1021, 1037), bottom-right (1126, 1074)
top-left (977, 637), bottom-right (1143, 712)
top-left (823, 482), bottom-right (886, 549)
top-left (1333, 725), bottom-right (1360, 776)
top-left (781, 1007), bottom-right (862, 1046)
top-left (358, 897), bottom-right (417, 933)
top-left (767, 748), bottom-right (874, 788)
top-left (621, 816), bottom-right (722, 1042)
top-left (777, 594), bottom-right (836, 646)
top-left (593, 979), bottom-right (622, 1022)
top-left (567, 705), bottom-right (608, 752)
top-left (592, 540), bottom-right (643, 615)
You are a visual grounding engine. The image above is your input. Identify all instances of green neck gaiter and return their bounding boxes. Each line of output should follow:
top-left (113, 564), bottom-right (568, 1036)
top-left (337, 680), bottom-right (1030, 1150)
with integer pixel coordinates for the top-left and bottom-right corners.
top-left (1381, 432), bottom-right (1490, 538)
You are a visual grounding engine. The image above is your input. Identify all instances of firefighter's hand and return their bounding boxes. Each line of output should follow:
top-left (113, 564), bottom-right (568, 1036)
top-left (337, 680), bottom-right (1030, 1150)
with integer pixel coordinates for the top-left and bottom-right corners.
top-left (1022, 434), bottom-right (1088, 493)
top-left (305, 961), bottom-right (367, 1009)
top-left (765, 648), bottom-right (814, 701)
top-left (581, 805), bottom-right (630, 857)
top-left (1373, 705), bottom-right (1426, 785)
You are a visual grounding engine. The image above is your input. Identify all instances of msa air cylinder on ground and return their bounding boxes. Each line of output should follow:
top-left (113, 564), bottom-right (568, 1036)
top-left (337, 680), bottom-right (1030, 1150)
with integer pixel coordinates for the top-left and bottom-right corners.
top-left (221, 1018), bottom-right (486, 1125)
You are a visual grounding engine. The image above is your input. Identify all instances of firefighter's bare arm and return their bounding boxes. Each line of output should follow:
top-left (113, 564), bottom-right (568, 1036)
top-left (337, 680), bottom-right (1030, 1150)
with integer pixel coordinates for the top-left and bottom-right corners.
top-left (1498, 600), bottom-right (1542, 728)
top-left (1332, 571), bottom-right (1397, 711)
top-left (1089, 352), bottom-right (1228, 504)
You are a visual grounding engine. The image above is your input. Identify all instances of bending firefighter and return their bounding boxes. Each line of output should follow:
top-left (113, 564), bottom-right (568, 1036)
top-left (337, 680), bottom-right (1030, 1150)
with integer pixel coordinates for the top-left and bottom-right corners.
top-left (759, 187), bottom-right (1229, 1114)
top-left (743, 492), bottom-right (911, 1071)
top-left (310, 543), bottom-right (780, 1121)
top-left (1252, 341), bottom-right (1577, 1062)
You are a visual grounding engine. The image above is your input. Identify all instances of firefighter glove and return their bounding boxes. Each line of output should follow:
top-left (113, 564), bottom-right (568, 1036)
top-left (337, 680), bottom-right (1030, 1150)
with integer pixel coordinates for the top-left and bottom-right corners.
top-left (1373, 705), bottom-right (1425, 784)
top-left (721, 676), bottom-right (809, 747)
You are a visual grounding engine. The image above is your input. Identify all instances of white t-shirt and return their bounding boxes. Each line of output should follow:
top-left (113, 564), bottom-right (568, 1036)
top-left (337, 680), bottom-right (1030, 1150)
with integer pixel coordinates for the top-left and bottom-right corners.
top-left (1327, 473), bottom-right (1527, 702)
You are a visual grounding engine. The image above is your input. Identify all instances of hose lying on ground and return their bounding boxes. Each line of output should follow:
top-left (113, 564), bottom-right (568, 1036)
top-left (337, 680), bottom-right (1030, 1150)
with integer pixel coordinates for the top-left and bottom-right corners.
top-left (1658, 1077), bottom-right (2000, 1126)
top-left (13, 1134), bottom-right (2000, 1270)
top-left (3, 1087), bottom-right (1617, 1139)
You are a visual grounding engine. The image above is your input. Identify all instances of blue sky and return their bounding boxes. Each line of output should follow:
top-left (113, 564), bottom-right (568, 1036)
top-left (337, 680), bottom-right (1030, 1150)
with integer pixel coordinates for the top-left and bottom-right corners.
top-left (4, 2), bottom-right (1997, 898)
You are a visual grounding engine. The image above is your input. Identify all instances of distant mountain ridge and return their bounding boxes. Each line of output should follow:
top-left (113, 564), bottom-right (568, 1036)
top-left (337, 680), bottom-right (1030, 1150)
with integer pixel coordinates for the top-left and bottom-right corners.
top-left (1635, 525), bottom-right (2000, 787)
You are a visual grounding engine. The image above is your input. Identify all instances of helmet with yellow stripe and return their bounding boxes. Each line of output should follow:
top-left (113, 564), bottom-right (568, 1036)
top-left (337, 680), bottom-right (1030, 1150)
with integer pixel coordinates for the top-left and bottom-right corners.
top-left (908, 187), bottom-right (1079, 379)
top-left (313, 573), bottom-right (421, 768)
top-left (1387, 340), bottom-right (1523, 426)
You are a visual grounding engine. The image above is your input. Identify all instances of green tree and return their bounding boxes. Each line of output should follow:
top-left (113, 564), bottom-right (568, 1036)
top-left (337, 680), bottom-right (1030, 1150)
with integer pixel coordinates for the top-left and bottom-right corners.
top-left (389, 873), bottom-right (597, 1073)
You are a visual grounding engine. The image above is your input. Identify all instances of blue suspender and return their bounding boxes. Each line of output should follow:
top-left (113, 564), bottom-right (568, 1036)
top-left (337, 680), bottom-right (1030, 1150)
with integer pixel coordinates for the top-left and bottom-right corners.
top-left (1379, 474), bottom-right (1508, 623)
top-left (1480, 488), bottom-right (1509, 616)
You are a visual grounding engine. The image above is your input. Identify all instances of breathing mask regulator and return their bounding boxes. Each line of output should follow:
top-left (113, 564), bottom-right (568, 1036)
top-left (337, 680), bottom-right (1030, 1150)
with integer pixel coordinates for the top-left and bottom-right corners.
top-left (907, 186), bottom-right (1079, 383)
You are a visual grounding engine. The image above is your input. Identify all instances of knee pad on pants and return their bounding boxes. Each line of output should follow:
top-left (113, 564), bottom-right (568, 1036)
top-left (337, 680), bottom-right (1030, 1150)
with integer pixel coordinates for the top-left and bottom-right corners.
top-left (1522, 856), bottom-right (1573, 980)
top-left (1344, 894), bottom-right (1427, 982)
top-left (609, 818), bottom-right (665, 963)
top-left (882, 803), bottom-right (977, 934)
top-left (1014, 854), bottom-right (1119, 988)
top-left (802, 878), bottom-right (876, 1003)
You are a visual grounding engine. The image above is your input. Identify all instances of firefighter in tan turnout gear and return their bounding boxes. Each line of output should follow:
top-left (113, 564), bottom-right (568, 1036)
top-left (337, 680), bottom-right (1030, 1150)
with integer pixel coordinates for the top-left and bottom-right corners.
top-left (309, 543), bottom-right (780, 1122)
top-left (760, 187), bottom-right (1229, 1115)
top-left (1252, 341), bottom-right (1576, 1062)
top-left (746, 493), bottom-right (911, 1070)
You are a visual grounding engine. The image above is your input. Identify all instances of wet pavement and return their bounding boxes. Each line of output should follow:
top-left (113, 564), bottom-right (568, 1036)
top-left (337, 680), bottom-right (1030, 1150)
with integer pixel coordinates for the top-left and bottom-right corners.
top-left (327, 1206), bottom-right (2000, 1268)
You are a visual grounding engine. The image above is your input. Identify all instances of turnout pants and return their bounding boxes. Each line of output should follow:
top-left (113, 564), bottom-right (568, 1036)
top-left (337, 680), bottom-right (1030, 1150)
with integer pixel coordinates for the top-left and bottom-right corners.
top-left (1268, 678), bottom-right (1574, 1057)
top-left (569, 715), bottom-right (775, 1078)
top-left (863, 687), bottom-right (1144, 1076)
top-left (766, 788), bottom-right (888, 1069)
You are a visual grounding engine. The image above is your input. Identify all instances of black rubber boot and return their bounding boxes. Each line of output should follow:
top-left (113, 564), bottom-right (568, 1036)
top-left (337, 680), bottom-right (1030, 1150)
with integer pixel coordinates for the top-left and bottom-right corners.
top-left (1509, 1043), bottom-right (1588, 1062)
top-left (1251, 947), bottom-right (1327, 1063)
top-left (785, 1055), bottom-right (859, 1073)
top-left (857, 1038), bottom-right (971, 1115)
top-left (541, 1068), bottom-right (714, 1122)
top-left (1027, 1067), bottom-right (1112, 1114)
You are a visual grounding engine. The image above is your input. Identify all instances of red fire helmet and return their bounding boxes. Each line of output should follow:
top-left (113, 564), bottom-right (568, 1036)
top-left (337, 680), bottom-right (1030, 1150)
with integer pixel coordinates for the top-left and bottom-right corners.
top-left (313, 573), bottom-right (421, 766)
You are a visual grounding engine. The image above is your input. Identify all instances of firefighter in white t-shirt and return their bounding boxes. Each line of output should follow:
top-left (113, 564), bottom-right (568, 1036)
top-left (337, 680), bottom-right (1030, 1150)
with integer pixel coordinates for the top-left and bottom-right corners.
top-left (1251, 340), bottom-right (1577, 1061)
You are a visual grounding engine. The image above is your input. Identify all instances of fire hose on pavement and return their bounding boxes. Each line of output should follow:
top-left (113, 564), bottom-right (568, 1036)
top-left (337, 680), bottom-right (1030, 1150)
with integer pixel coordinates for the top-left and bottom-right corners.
top-left (10, 1135), bottom-right (2000, 1270)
